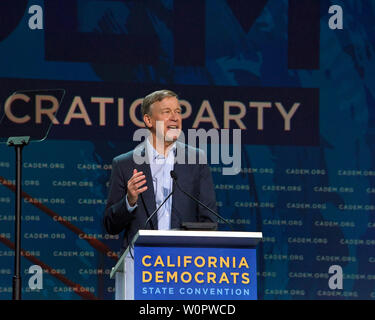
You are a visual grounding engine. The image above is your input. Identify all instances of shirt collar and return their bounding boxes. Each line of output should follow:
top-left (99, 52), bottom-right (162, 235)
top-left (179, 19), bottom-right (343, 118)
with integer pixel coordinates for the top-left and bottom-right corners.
top-left (146, 136), bottom-right (176, 162)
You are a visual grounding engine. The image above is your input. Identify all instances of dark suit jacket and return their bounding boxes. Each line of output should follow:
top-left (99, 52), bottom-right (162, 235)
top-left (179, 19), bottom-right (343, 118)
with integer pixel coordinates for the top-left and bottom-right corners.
top-left (103, 141), bottom-right (217, 250)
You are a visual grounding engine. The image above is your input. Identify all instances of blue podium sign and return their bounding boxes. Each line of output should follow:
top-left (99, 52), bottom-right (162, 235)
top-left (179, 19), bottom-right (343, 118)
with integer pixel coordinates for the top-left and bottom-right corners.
top-left (134, 246), bottom-right (257, 300)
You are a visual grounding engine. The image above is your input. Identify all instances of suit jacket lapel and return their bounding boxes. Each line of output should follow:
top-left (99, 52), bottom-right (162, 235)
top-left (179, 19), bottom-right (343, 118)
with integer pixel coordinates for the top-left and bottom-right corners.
top-left (134, 142), bottom-right (157, 230)
top-left (171, 142), bottom-right (187, 229)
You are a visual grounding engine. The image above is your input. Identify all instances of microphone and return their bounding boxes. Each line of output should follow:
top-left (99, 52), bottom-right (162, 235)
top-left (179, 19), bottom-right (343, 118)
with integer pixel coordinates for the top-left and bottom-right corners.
top-left (143, 189), bottom-right (174, 230)
top-left (170, 170), bottom-right (234, 230)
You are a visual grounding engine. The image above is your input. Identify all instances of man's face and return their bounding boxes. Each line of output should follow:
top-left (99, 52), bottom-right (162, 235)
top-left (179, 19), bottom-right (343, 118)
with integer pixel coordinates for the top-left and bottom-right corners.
top-left (144, 96), bottom-right (182, 144)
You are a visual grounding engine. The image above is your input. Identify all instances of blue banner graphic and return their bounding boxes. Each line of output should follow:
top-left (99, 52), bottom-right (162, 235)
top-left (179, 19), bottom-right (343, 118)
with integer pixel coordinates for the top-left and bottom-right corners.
top-left (0, 0), bottom-right (374, 300)
top-left (134, 246), bottom-right (257, 300)
top-left (0, 79), bottom-right (319, 145)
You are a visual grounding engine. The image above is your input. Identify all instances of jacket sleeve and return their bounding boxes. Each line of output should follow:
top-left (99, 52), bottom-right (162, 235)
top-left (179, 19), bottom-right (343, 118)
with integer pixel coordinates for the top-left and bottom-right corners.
top-left (103, 157), bottom-right (136, 234)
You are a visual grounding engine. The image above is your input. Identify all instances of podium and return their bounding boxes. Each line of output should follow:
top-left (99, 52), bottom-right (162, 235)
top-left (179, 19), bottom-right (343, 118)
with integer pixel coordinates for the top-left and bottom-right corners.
top-left (110, 230), bottom-right (262, 300)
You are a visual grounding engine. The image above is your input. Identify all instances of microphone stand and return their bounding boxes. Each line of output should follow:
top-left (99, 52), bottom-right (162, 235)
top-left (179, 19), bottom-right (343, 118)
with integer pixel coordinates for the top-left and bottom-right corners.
top-left (170, 171), bottom-right (234, 230)
top-left (143, 190), bottom-right (174, 230)
top-left (7, 136), bottom-right (30, 300)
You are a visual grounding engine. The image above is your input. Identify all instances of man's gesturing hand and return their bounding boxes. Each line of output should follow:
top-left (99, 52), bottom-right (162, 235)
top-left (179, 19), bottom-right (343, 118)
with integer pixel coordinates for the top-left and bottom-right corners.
top-left (127, 169), bottom-right (147, 207)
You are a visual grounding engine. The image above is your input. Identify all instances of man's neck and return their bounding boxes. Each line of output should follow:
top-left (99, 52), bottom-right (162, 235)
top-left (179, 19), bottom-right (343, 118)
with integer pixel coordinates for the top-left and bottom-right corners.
top-left (149, 134), bottom-right (175, 156)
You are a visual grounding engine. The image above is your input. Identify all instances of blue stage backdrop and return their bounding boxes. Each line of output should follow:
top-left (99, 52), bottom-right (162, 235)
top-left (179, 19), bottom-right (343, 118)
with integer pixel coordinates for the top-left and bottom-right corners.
top-left (0, 0), bottom-right (375, 300)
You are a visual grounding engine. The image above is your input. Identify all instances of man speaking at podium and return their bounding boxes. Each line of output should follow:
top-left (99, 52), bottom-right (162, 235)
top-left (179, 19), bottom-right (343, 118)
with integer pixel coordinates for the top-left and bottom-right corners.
top-left (103, 89), bottom-right (217, 252)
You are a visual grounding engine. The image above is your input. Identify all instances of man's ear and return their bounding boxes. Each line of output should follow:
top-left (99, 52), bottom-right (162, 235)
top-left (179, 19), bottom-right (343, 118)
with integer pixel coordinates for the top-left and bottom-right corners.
top-left (143, 114), bottom-right (152, 129)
